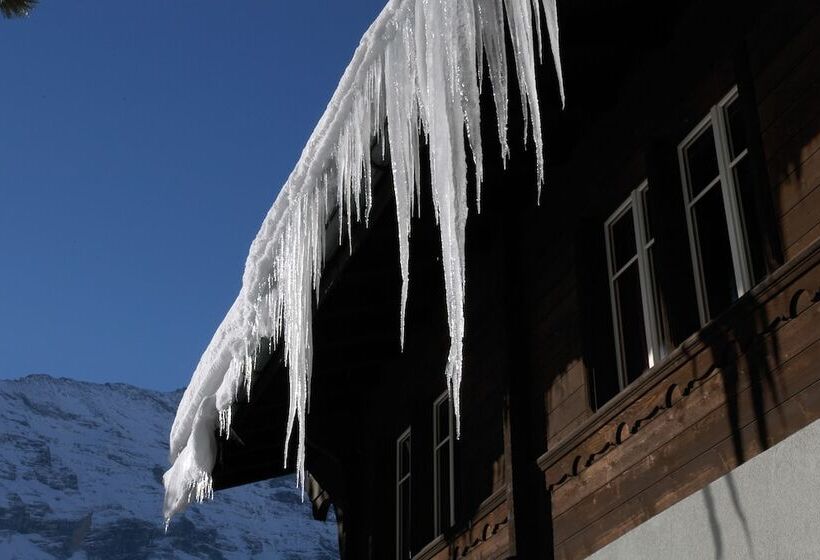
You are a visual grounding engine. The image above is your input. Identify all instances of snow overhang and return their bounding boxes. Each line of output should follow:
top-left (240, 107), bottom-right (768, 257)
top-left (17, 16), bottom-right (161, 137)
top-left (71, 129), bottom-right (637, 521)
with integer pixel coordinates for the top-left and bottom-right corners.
top-left (164, 0), bottom-right (564, 525)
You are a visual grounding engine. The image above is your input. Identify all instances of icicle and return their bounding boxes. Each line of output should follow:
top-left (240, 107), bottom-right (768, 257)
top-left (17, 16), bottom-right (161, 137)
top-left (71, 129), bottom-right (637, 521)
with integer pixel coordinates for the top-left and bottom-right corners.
top-left (218, 406), bottom-right (232, 439)
top-left (530, 0), bottom-right (544, 63)
top-left (543, 0), bottom-right (565, 108)
top-left (164, 0), bottom-right (565, 526)
top-left (192, 473), bottom-right (214, 503)
top-left (477, 0), bottom-right (510, 164)
top-left (385, 16), bottom-right (421, 350)
top-left (504, 0), bottom-right (545, 197)
top-left (415, 0), bottom-right (471, 435)
top-left (455, 0), bottom-right (484, 210)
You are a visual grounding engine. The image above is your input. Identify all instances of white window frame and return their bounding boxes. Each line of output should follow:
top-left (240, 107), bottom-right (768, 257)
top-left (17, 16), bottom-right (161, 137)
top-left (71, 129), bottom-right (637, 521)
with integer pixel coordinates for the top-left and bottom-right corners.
top-left (678, 86), bottom-right (754, 325)
top-left (605, 180), bottom-right (663, 389)
top-left (433, 391), bottom-right (455, 536)
top-left (396, 427), bottom-right (412, 560)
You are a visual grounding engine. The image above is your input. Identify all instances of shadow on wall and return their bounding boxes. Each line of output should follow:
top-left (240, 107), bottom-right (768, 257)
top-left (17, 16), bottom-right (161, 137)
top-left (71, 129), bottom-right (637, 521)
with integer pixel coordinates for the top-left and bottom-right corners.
top-left (697, 294), bottom-right (779, 560)
top-left (750, 4), bottom-right (820, 262)
top-left (700, 10), bottom-right (820, 542)
top-left (701, 471), bottom-right (756, 560)
top-left (696, 281), bottom-right (820, 556)
top-left (698, 294), bottom-right (781, 469)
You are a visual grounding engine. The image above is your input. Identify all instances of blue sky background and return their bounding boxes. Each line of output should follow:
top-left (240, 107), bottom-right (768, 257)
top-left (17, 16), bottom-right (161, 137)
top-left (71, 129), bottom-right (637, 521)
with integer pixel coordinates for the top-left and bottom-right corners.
top-left (0, 1), bottom-right (386, 391)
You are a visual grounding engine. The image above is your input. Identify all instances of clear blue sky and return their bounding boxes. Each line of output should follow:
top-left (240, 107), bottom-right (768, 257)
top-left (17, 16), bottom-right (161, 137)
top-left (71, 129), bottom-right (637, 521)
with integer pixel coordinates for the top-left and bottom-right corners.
top-left (0, 1), bottom-right (386, 391)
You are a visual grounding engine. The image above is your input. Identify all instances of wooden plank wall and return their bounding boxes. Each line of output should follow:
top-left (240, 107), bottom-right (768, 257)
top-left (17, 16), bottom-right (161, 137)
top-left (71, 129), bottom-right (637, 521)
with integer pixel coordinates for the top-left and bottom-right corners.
top-left (337, 2), bottom-right (820, 558)
top-left (535, 241), bottom-right (592, 448)
top-left (754, 10), bottom-right (820, 260)
top-left (419, 492), bottom-right (511, 560)
top-left (545, 242), bottom-right (820, 559)
top-left (536, 4), bottom-right (820, 559)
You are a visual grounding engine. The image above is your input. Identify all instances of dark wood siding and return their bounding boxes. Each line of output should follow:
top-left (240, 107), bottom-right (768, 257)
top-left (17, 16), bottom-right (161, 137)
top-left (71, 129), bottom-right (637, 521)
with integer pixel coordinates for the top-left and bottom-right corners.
top-left (536, 3), bottom-right (820, 557)
top-left (213, 2), bottom-right (820, 558)
top-left (543, 248), bottom-right (820, 558)
top-left (755, 11), bottom-right (820, 260)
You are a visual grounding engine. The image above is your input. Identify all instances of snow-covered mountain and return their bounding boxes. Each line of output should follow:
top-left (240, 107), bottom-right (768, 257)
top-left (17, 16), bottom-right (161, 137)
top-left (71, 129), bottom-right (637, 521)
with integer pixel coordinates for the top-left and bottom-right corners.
top-left (0, 375), bottom-right (339, 559)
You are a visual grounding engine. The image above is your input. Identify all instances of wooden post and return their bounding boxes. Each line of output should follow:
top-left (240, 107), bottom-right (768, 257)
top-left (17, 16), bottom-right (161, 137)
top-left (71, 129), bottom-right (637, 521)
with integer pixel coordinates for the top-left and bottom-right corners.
top-left (500, 184), bottom-right (554, 559)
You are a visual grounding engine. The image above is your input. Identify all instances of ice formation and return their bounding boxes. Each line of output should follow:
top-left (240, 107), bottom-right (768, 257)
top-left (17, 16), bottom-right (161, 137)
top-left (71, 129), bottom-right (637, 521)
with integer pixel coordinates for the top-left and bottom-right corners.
top-left (164, 0), bottom-right (564, 525)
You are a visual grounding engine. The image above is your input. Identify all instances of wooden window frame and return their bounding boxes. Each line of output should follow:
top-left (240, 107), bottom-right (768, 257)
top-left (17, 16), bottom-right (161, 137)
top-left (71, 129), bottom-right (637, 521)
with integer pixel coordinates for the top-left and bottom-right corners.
top-left (678, 86), bottom-right (754, 325)
top-left (397, 427), bottom-right (412, 560)
top-left (432, 391), bottom-right (455, 536)
top-left (604, 180), bottom-right (663, 389)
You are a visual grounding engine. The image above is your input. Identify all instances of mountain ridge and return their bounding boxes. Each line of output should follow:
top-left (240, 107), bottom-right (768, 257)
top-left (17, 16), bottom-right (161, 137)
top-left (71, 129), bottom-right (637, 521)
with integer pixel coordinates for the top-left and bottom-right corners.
top-left (0, 374), bottom-right (338, 559)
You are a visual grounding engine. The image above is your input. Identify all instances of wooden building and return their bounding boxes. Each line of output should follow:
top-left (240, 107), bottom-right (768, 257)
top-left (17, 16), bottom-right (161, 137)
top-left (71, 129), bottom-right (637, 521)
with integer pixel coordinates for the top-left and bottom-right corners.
top-left (202, 0), bottom-right (820, 557)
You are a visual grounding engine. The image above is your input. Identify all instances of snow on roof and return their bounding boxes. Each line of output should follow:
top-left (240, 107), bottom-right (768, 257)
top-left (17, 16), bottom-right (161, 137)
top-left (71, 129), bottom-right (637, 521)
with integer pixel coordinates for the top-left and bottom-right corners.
top-left (163, 0), bottom-right (563, 525)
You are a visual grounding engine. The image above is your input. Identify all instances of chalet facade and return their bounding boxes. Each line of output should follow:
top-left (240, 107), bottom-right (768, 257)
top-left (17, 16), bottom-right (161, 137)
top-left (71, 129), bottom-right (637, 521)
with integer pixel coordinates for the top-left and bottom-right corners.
top-left (172, 0), bottom-right (820, 558)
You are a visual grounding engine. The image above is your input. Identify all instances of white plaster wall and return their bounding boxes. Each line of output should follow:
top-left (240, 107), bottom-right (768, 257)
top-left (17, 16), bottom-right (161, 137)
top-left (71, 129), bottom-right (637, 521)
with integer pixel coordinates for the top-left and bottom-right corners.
top-left (588, 417), bottom-right (820, 559)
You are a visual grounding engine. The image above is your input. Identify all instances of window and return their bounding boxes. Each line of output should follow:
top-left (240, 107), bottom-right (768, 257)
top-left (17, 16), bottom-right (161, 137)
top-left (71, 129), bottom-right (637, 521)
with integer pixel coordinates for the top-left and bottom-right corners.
top-left (605, 180), bottom-right (663, 387)
top-left (396, 428), bottom-right (412, 560)
top-left (433, 392), bottom-right (454, 536)
top-left (679, 86), bottom-right (757, 324)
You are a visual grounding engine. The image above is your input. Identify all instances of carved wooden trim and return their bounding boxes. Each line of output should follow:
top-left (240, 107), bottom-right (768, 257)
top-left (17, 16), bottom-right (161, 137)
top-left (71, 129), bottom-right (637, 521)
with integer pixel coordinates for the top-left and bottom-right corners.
top-left (412, 488), bottom-right (509, 560)
top-left (537, 236), bottom-right (820, 478)
top-left (451, 515), bottom-right (509, 559)
top-left (472, 486), bottom-right (507, 521)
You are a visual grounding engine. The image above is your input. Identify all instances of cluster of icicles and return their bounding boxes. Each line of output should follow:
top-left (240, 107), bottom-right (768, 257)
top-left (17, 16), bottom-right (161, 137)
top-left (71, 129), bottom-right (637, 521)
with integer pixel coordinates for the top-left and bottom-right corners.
top-left (163, 0), bottom-right (564, 525)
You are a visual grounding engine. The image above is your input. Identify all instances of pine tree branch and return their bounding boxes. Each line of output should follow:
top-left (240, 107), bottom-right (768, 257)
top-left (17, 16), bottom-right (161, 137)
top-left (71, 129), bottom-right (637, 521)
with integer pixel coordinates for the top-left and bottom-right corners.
top-left (1, 0), bottom-right (38, 19)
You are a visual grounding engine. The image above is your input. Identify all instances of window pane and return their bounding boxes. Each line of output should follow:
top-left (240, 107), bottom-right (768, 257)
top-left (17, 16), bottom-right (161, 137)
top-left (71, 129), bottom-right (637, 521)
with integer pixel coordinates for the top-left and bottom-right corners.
top-left (646, 245), bottom-right (665, 354)
top-left (611, 210), bottom-right (637, 270)
top-left (399, 480), bottom-right (411, 559)
top-left (686, 126), bottom-right (720, 197)
top-left (732, 157), bottom-right (766, 283)
top-left (614, 264), bottom-right (649, 383)
top-left (725, 98), bottom-right (748, 160)
top-left (436, 448), bottom-right (451, 531)
top-left (694, 186), bottom-right (738, 318)
top-left (436, 398), bottom-right (449, 445)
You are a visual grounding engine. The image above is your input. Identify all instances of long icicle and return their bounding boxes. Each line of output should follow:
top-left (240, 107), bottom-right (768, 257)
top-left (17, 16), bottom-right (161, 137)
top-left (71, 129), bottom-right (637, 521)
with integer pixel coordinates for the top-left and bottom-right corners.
top-left (164, 0), bottom-right (563, 525)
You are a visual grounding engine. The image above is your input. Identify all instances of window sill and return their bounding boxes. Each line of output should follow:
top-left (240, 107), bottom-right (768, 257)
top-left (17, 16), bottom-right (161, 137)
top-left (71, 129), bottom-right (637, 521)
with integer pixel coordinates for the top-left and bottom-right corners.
top-left (411, 535), bottom-right (447, 560)
top-left (537, 234), bottom-right (820, 476)
top-left (410, 487), bottom-right (508, 560)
